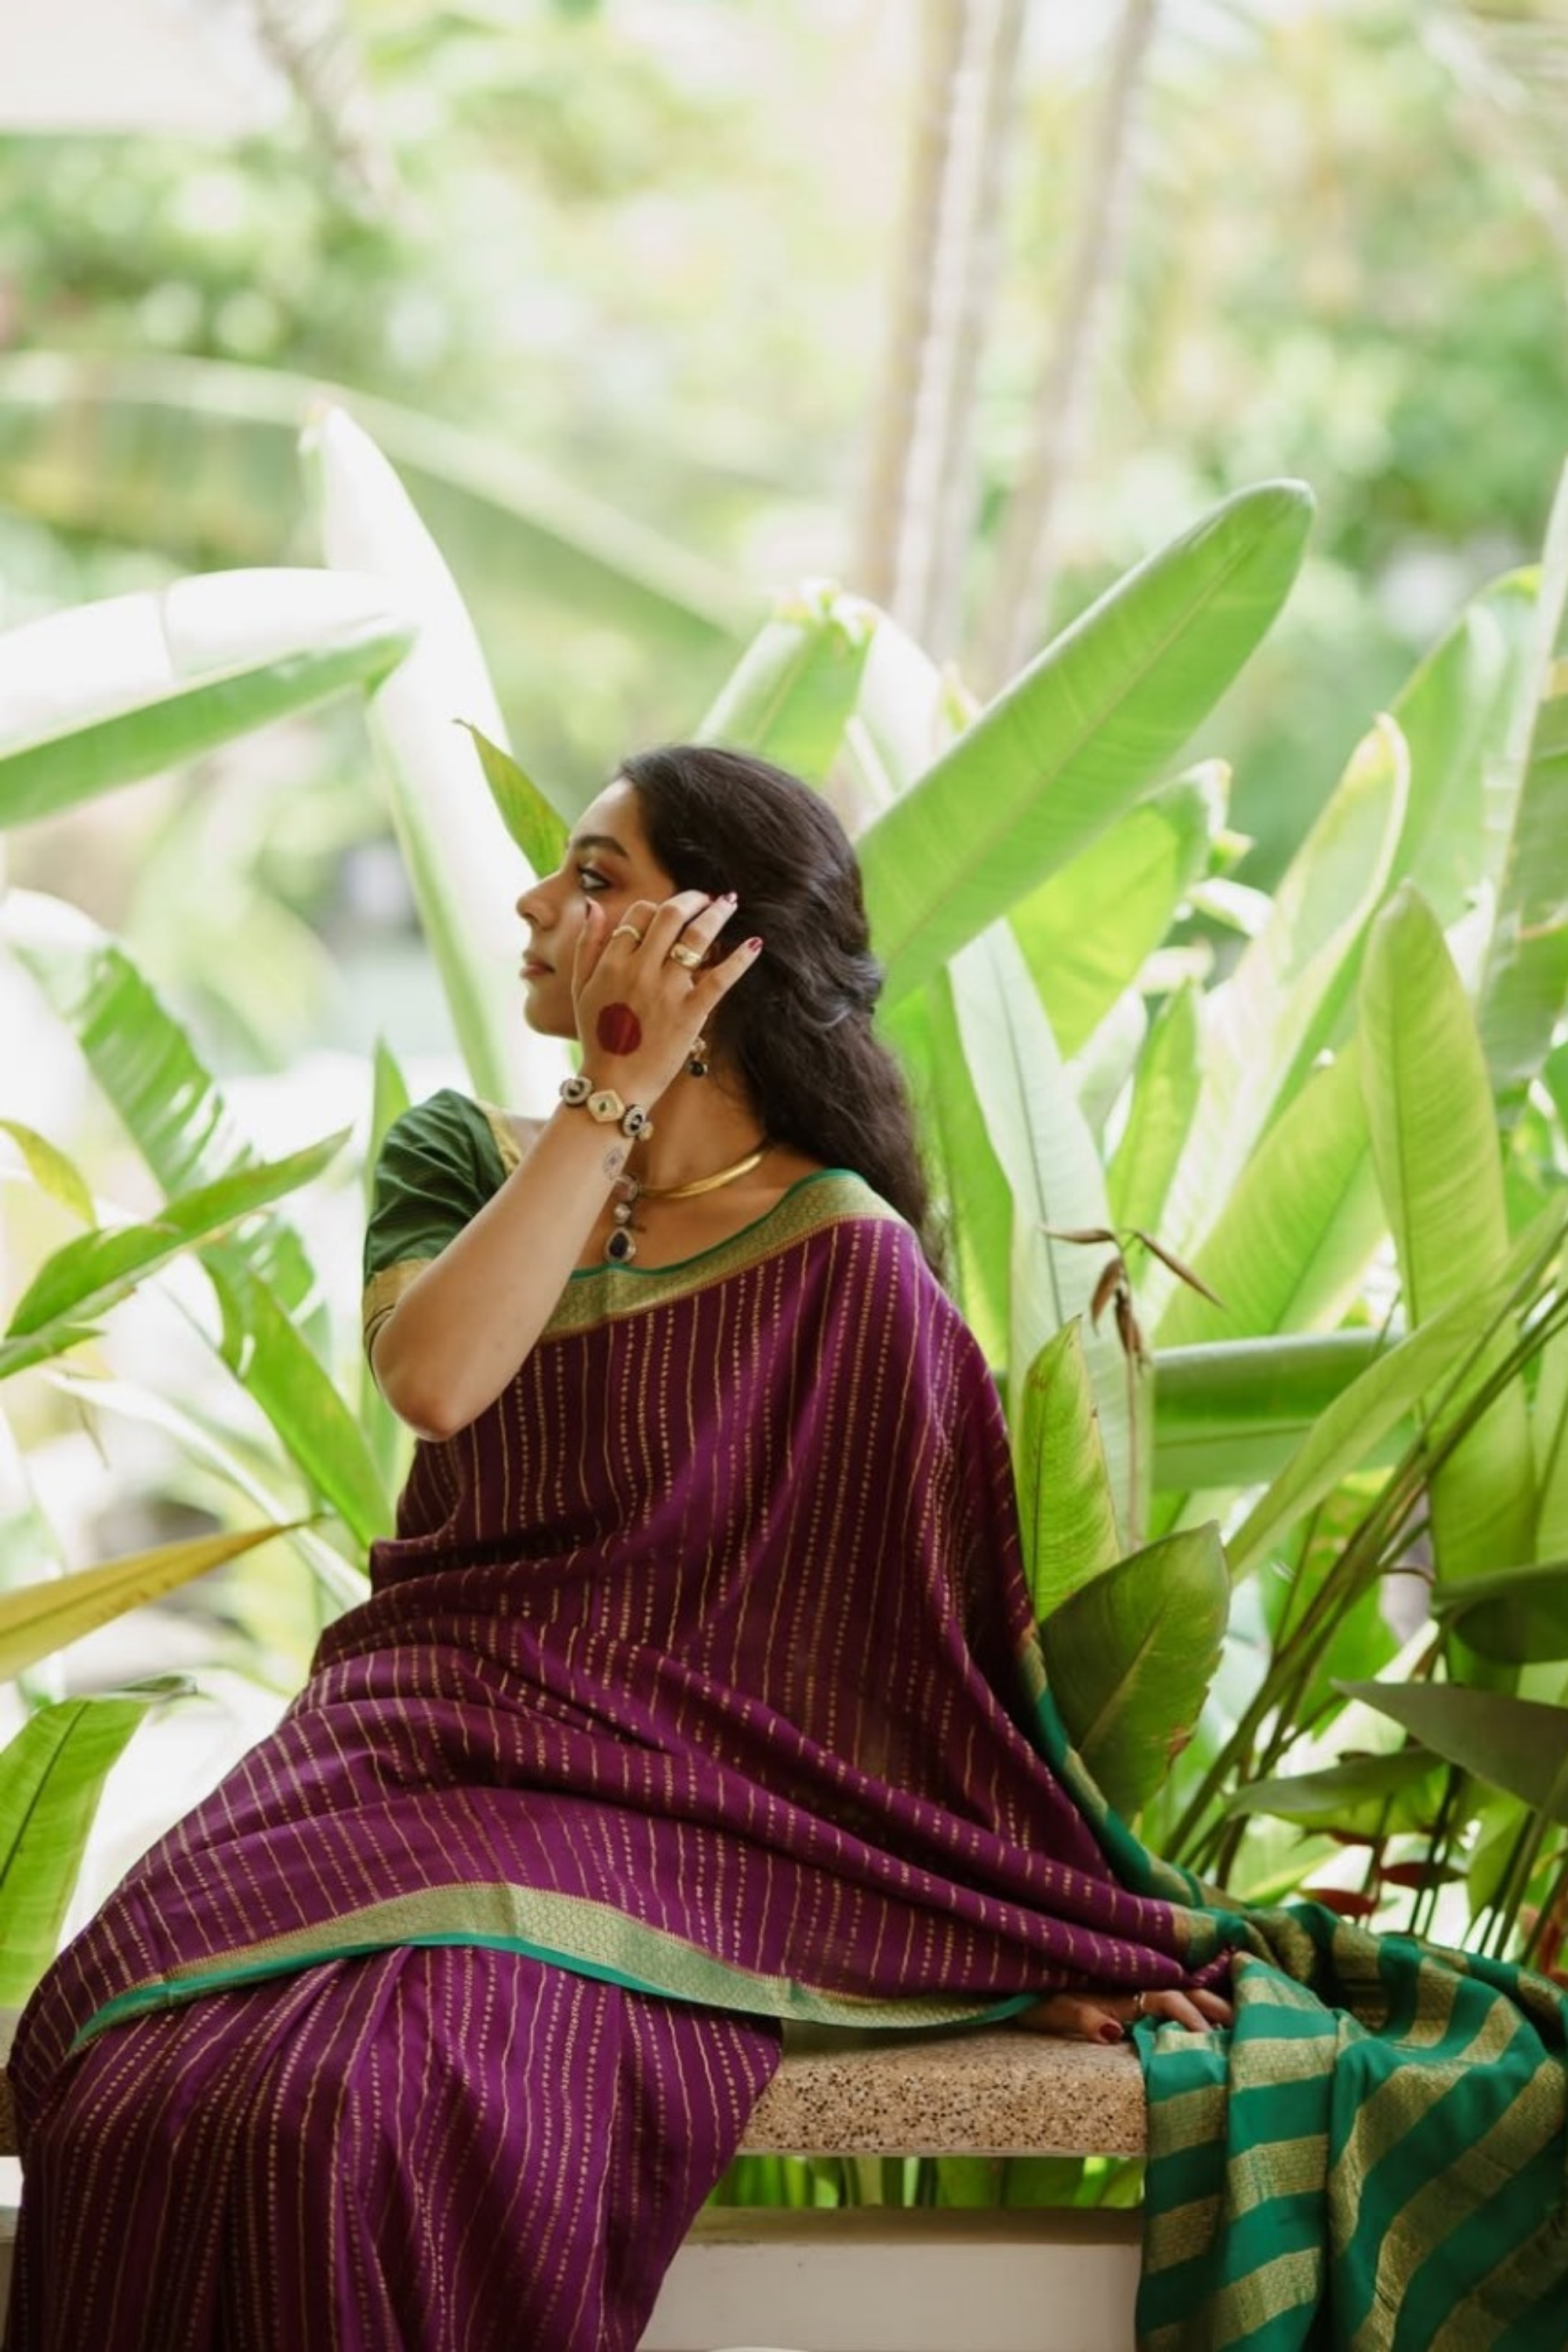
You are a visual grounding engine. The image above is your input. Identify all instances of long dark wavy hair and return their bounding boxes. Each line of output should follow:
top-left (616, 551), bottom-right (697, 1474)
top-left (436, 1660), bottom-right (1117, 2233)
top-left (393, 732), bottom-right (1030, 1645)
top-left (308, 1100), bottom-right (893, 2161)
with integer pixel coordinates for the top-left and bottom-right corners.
top-left (620, 743), bottom-right (944, 1275)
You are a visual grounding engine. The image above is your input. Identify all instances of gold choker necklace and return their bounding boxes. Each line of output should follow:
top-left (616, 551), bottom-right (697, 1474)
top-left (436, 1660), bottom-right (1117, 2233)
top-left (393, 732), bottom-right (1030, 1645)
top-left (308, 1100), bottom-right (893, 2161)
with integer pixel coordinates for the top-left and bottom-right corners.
top-left (606, 1142), bottom-right (768, 1264)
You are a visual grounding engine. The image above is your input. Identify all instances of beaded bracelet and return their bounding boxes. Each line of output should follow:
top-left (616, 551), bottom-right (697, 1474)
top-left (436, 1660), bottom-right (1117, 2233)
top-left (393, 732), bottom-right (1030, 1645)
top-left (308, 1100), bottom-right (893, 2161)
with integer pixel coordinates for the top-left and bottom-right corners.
top-left (559, 1072), bottom-right (654, 1141)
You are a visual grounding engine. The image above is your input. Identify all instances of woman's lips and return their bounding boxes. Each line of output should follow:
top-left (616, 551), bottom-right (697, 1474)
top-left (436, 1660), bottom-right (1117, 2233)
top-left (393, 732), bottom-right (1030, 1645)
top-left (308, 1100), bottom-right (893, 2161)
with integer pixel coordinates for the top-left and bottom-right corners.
top-left (521, 956), bottom-right (553, 978)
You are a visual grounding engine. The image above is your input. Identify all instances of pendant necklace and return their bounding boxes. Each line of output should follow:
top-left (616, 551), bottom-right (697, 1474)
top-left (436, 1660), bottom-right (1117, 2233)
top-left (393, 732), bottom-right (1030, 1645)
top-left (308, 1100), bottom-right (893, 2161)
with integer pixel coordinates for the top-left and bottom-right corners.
top-left (605, 1142), bottom-right (769, 1265)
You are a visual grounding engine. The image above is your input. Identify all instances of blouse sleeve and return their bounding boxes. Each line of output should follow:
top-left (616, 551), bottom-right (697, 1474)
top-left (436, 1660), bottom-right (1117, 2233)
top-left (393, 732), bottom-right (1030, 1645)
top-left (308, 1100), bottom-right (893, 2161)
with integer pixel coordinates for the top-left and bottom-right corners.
top-left (361, 1090), bottom-right (506, 1353)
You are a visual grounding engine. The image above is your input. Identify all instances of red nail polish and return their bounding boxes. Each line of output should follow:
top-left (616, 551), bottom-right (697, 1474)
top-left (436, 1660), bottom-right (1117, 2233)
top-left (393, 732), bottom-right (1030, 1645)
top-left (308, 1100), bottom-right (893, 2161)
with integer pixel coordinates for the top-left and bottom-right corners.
top-left (746, 935), bottom-right (764, 951)
top-left (1098, 2021), bottom-right (1123, 2045)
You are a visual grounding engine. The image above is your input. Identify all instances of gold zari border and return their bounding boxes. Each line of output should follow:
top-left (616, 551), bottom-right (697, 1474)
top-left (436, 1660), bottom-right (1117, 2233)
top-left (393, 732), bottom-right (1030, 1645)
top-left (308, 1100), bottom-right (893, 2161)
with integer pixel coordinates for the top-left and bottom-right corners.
top-left (361, 1257), bottom-right (435, 1349)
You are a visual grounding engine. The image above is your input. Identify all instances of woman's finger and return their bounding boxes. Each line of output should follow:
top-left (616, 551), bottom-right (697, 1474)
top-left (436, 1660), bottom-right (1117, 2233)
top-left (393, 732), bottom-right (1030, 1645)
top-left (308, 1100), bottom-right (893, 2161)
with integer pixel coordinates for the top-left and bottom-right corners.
top-left (691, 931), bottom-right (764, 1014)
top-left (638, 890), bottom-right (719, 962)
top-left (1018, 1993), bottom-right (1127, 2046)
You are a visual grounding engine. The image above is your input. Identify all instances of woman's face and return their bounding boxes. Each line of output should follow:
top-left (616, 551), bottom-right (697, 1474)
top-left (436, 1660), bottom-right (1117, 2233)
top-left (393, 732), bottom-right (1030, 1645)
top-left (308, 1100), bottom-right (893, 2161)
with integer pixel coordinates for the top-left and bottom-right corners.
top-left (514, 777), bottom-right (679, 1038)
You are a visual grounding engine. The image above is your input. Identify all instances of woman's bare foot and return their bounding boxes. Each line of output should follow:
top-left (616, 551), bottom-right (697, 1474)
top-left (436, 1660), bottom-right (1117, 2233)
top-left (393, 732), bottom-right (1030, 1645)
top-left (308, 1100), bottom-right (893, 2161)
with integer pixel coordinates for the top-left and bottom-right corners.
top-left (1021, 1984), bottom-right (1233, 2045)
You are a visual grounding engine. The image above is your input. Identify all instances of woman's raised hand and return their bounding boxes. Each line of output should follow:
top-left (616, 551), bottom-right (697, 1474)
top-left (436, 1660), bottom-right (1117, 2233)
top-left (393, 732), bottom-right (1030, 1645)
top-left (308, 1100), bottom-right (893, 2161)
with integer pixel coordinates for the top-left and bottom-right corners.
top-left (572, 890), bottom-right (762, 1107)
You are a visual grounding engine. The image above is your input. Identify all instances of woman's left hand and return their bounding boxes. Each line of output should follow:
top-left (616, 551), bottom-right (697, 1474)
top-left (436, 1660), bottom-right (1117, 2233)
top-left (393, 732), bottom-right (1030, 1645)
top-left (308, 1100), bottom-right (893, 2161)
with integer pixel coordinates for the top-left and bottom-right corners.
top-left (1020, 1984), bottom-right (1233, 2045)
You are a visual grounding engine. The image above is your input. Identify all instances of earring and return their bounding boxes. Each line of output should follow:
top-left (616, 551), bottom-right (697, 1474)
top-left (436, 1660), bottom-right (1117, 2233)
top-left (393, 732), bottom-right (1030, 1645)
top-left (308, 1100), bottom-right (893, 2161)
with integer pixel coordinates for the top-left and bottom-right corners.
top-left (687, 1034), bottom-right (710, 1080)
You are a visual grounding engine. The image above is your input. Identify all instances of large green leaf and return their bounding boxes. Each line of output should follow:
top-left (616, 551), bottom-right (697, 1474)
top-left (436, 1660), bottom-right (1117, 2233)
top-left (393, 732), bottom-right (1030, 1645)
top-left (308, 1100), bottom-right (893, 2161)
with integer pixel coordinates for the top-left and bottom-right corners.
top-left (0, 568), bottom-right (412, 830)
top-left (883, 984), bottom-right (1011, 1369)
top-left (1, 1134), bottom-right (347, 1379)
top-left (855, 480), bottom-right (1314, 1006)
top-left (1105, 981), bottom-right (1201, 1239)
top-left (203, 1257), bottom-right (393, 1549)
top-left (1339, 1678), bottom-right (1568, 1828)
top-left (696, 582), bottom-right (877, 789)
top-left (1390, 571), bottom-right (1541, 930)
top-left (838, 604), bottom-right (970, 823)
top-left (0, 351), bottom-right (738, 652)
top-left (1042, 1523), bottom-right (1229, 1818)
top-left (0, 1683), bottom-right (186, 2006)
top-left (1476, 461), bottom-right (1568, 1129)
top-left (1011, 768), bottom-right (1224, 1059)
top-left (1225, 1204), bottom-right (1564, 1581)
top-left (1152, 1330), bottom-right (1390, 1494)
top-left (1272, 571), bottom-right (1542, 1093)
top-left (0, 1524), bottom-right (293, 1680)
top-left (309, 402), bottom-right (564, 1110)
top-left (1153, 1044), bottom-right (1385, 1350)
top-left (1153, 714), bottom-right (1408, 1293)
top-left (1, 889), bottom-right (321, 1323)
top-left (1014, 1322), bottom-right (1120, 1621)
top-left (1359, 884), bottom-right (1536, 1584)
top-left (1225, 1748), bottom-right (1443, 1836)
top-left (1429, 1560), bottom-right (1568, 1664)
top-left (946, 923), bottom-right (1145, 1537)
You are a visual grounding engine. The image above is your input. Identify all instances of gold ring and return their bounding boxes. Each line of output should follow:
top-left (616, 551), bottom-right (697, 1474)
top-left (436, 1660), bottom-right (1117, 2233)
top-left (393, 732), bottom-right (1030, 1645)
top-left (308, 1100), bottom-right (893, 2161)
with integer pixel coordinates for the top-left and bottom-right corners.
top-left (612, 924), bottom-right (646, 946)
top-left (1132, 1991), bottom-right (1147, 2018)
top-left (667, 942), bottom-right (704, 971)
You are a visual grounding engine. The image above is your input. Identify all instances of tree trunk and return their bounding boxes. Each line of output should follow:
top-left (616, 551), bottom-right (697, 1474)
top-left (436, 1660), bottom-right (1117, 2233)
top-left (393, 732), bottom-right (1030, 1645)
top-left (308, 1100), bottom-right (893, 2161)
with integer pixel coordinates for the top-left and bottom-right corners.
top-left (921, 0), bottom-right (1030, 660)
top-left (853, 0), bottom-right (969, 619)
top-left (974, 0), bottom-right (1162, 694)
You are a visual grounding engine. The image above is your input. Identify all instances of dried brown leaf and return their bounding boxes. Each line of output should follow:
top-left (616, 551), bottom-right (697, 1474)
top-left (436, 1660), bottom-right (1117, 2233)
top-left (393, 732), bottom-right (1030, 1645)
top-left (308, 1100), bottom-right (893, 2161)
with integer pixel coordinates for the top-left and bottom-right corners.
top-left (1130, 1229), bottom-right (1226, 1310)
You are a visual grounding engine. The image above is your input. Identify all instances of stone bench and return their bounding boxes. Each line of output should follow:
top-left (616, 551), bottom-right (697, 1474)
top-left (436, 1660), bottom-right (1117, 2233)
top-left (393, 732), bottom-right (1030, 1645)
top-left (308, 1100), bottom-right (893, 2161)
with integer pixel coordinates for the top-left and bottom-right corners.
top-left (2, 2020), bottom-right (1145, 2351)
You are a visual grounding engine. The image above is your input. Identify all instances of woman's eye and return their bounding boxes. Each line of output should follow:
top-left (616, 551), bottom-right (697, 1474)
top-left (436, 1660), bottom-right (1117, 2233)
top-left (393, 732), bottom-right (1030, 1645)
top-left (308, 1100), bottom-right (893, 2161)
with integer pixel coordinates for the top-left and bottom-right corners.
top-left (575, 866), bottom-right (610, 895)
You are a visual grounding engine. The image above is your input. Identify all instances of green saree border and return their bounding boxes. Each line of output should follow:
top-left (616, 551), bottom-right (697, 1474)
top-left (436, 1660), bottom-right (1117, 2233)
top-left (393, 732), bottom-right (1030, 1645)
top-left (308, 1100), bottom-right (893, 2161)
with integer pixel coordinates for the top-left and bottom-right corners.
top-left (69, 1881), bottom-right (1034, 2054)
top-left (543, 1168), bottom-right (906, 1334)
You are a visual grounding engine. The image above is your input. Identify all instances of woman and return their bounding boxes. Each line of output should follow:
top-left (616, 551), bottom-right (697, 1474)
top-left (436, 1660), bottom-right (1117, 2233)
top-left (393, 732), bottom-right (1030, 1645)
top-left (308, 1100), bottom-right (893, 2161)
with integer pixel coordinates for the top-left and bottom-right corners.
top-left (5, 747), bottom-right (1563, 2351)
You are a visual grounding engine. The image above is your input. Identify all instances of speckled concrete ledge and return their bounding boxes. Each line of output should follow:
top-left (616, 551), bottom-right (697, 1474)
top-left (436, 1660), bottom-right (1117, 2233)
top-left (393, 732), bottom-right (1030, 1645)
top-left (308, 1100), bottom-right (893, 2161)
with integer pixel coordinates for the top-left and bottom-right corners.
top-left (739, 2027), bottom-right (1147, 2157)
top-left (0, 2018), bottom-right (1148, 2165)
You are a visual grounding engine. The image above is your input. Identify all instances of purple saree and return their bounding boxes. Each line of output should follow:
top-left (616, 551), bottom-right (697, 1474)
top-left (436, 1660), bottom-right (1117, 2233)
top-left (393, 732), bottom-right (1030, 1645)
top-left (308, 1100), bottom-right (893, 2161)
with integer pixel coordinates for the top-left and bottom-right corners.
top-left (5, 1100), bottom-right (1218, 2351)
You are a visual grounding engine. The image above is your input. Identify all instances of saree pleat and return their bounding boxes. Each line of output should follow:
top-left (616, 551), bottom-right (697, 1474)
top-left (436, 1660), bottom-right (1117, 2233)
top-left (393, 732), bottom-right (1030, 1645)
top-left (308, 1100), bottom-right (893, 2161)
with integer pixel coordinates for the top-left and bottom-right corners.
top-left (5, 1094), bottom-right (1566, 2350)
top-left (6, 1946), bottom-right (779, 2352)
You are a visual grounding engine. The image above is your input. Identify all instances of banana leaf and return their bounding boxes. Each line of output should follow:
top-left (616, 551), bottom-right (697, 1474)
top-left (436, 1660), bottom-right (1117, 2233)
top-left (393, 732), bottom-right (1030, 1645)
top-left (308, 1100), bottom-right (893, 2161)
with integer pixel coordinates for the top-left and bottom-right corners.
top-left (1388, 570), bottom-right (1541, 928)
top-left (946, 923), bottom-right (1145, 1537)
top-left (1014, 1322), bottom-right (1120, 1621)
top-left (1477, 460), bottom-right (1568, 1127)
top-left (1359, 884), bottom-right (1536, 1585)
top-left (838, 605), bottom-right (970, 819)
top-left (203, 1258), bottom-right (393, 1550)
top-left (0, 568), bottom-right (412, 829)
top-left (1152, 713), bottom-right (1407, 1294)
top-left (1041, 1523), bottom-right (1229, 1818)
top-left (1105, 981), bottom-right (1201, 1240)
top-left (1011, 766), bottom-right (1223, 1059)
top-left (1274, 569), bottom-right (1542, 1092)
top-left (308, 401), bottom-right (564, 1112)
top-left (0, 1523), bottom-right (295, 1681)
top-left (1, 1133), bottom-right (349, 1380)
top-left (855, 480), bottom-right (1314, 1006)
top-left (695, 582), bottom-right (877, 789)
top-left (1225, 1203), bottom-right (1566, 1581)
top-left (0, 350), bottom-right (738, 651)
top-left (883, 985), bottom-right (1011, 1370)
top-left (1151, 1330), bottom-right (1389, 1494)
top-left (2, 889), bottom-right (322, 1323)
top-left (0, 1681), bottom-right (188, 2007)
top-left (1152, 1044), bottom-right (1385, 1350)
